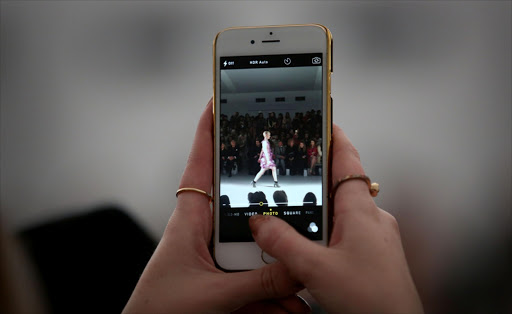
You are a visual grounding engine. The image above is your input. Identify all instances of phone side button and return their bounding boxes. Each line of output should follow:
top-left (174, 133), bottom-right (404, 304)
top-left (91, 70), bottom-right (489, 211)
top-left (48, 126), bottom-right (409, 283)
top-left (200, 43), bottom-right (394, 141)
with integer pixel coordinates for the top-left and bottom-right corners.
top-left (331, 97), bottom-right (333, 123)
top-left (330, 39), bottom-right (333, 72)
top-left (261, 250), bottom-right (277, 264)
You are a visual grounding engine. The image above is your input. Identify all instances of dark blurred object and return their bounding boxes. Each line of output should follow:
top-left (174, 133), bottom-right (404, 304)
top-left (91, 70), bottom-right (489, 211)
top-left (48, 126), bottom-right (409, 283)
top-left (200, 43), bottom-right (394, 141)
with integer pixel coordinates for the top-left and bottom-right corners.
top-left (441, 233), bottom-right (512, 314)
top-left (19, 206), bottom-right (156, 314)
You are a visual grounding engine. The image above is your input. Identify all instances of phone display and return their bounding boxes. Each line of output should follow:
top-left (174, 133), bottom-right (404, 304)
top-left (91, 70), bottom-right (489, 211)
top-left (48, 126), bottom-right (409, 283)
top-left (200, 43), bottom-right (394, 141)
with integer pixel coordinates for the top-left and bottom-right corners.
top-left (213, 25), bottom-right (332, 270)
top-left (218, 53), bottom-right (324, 242)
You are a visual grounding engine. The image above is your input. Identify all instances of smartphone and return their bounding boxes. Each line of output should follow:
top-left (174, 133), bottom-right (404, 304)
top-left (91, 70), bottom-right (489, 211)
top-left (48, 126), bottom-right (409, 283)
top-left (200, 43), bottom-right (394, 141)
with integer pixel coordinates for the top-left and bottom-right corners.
top-left (213, 24), bottom-right (333, 270)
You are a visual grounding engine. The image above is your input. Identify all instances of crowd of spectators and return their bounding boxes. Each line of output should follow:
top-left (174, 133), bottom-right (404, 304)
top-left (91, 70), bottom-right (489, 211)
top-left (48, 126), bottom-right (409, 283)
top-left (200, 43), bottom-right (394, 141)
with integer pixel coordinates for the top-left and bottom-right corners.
top-left (220, 110), bottom-right (323, 176)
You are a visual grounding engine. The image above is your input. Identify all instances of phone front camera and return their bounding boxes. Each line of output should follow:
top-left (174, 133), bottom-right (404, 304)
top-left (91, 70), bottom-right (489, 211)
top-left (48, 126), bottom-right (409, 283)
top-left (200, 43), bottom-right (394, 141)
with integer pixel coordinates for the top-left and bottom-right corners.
top-left (250, 40), bottom-right (255, 44)
top-left (270, 32), bottom-right (273, 35)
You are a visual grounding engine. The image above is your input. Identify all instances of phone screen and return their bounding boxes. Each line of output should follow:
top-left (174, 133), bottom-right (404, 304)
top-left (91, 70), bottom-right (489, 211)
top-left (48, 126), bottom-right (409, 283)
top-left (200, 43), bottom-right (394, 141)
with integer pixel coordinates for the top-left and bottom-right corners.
top-left (219, 53), bottom-right (324, 242)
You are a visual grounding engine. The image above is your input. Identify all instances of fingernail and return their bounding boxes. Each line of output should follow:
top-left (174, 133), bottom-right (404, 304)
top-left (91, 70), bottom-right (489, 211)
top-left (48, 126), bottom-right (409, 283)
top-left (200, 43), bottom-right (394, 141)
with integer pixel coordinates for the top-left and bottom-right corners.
top-left (296, 294), bottom-right (311, 313)
top-left (248, 214), bottom-right (269, 237)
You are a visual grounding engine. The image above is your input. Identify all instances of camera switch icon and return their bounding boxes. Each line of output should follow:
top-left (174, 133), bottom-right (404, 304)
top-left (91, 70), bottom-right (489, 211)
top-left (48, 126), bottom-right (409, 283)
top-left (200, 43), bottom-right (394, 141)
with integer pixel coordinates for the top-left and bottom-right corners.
top-left (312, 57), bottom-right (321, 64)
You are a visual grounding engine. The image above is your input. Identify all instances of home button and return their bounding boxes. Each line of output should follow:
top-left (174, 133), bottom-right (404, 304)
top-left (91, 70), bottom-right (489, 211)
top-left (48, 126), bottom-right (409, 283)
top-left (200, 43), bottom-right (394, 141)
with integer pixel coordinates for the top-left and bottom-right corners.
top-left (261, 250), bottom-right (277, 264)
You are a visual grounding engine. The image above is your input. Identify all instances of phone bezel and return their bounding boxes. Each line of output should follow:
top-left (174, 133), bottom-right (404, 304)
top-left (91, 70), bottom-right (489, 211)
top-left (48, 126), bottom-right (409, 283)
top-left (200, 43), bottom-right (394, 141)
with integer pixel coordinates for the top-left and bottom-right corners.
top-left (213, 24), bottom-right (332, 271)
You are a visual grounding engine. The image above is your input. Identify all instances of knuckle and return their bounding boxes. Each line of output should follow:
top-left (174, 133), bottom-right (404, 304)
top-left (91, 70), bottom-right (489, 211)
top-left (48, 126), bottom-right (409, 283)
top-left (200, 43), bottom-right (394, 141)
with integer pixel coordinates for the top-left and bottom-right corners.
top-left (381, 210), bottom-right (400, 234)
top-left (389, 216), bottom-right (400, 234)
top-left (259, 266), bottom-right (280, 297)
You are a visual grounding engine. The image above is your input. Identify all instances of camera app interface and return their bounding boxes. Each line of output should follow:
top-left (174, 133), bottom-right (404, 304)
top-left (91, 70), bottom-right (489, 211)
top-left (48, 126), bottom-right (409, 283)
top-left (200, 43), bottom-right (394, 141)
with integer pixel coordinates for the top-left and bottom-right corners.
top-left (219, 53), bottom-right (323, 242)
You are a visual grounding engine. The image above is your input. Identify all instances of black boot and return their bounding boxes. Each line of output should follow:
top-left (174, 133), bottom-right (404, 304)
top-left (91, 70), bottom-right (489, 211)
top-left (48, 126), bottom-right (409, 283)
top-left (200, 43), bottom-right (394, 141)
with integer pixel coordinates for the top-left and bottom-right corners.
top-left (274, 181), bottom-right (280, 188)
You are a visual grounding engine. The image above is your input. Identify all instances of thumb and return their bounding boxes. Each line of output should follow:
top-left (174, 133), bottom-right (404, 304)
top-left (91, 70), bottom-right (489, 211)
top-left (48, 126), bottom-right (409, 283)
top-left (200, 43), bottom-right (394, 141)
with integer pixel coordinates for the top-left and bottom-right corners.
top-left (249, 215), bottom-right (324, 282)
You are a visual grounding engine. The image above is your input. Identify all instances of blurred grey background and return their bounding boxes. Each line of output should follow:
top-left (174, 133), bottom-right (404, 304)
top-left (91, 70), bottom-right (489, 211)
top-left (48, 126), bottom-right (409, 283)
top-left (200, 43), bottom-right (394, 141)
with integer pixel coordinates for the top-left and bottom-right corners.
top-left (1, 1), bottom-right (510, 312)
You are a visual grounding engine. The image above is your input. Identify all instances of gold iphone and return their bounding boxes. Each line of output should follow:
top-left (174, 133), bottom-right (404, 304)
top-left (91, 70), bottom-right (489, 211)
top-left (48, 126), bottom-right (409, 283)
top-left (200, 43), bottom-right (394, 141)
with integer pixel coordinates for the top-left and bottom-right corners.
top-left (213, 24), bottom-right (332, 270)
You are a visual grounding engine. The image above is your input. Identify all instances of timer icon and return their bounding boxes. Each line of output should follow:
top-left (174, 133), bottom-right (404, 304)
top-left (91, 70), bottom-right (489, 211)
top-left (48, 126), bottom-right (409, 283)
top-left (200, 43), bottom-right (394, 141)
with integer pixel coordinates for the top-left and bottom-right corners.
top-left (283, 58), bottom-right (291, 65)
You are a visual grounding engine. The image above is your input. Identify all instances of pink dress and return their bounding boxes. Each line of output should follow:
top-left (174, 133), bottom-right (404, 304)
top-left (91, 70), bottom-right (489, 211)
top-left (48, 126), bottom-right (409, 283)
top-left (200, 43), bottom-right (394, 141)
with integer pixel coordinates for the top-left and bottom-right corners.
top-left (259, 139), bottom-right (276, 170)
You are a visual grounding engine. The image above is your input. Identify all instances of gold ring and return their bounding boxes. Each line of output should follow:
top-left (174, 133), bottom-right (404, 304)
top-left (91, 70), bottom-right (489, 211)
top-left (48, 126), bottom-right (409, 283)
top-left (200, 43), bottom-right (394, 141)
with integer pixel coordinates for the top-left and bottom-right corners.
top-left (330, 175), bottom-right (380, 198)
top-left (176, 187), bottom-right (212, 203)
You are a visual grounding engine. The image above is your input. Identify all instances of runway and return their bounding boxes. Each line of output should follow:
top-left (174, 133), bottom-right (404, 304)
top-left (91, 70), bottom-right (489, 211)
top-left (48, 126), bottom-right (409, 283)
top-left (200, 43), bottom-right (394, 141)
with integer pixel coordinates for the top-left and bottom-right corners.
top-left (220, 172), bottom-right (323, 208)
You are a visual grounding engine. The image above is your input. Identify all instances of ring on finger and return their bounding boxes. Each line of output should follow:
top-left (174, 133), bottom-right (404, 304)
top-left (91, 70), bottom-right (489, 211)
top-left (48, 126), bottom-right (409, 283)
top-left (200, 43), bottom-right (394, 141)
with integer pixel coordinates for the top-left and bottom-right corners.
top-left (330, 175), bottom-right (380, 198)
top-left (176, 187), bottom-right (213, 203)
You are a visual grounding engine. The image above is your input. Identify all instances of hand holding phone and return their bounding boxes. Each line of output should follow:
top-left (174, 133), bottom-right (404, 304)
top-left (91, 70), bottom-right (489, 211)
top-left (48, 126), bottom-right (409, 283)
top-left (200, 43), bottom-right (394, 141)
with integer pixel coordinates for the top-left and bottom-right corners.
top-left (123, 99), bottom-right (310, 314)
top-left (124, 100), bottom-right (422, 314)
top-left (249, 125), bottom-right (424, 313)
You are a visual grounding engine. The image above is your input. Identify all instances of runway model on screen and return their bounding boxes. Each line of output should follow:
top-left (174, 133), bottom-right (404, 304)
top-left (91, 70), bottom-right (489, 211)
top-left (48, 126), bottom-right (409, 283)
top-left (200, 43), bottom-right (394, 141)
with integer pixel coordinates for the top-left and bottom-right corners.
top-left (251, 131), bottom-right (280, 188)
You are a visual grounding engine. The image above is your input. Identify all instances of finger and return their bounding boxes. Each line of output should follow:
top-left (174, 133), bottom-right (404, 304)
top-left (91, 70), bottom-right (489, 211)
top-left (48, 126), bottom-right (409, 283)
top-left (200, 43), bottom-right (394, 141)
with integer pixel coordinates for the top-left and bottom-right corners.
top-left (248, 215), bottom-right (324, 283)
top-left (180, 99), bottom-right (213, 196)
top-left (331, 124), bottom-right (365, 183)
top-left (220, 262), bottom-right (305, 311)
top-left (331, 124), bottom-right (376, 204)
top-left (233, 295), bottom-right (310, 314)
top-left (178, 98), bottom-right (213, 194)
top-left (276, 294), bottom-right (311, 314)
top-left (173, 98), bottom-right (213, 244)
top-left (330, 124), bottom-right (378, 245)
top-left (233, 301), bottom-right (288, 314)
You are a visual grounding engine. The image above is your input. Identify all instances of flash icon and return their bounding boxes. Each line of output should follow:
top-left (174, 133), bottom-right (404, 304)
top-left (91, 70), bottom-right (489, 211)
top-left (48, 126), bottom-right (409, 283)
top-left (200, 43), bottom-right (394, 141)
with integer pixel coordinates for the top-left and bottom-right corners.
top-left (223, 61), bottom-right (227, 67)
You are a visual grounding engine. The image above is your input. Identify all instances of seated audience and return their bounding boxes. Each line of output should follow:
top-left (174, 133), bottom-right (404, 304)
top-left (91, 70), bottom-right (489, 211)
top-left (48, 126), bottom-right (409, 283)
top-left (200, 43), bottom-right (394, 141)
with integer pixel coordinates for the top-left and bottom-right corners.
top-left (286, 139), bottom-right (298, 175)
top-left (247, 140), bottom-right (261, 175)
top-left (298, 141), bottom-right (308, 174)
top-left (221, 110), bottom-right (322, 176)
top-left (219, 195), bottom-right (231, 209)
top-left (226, 139), bottom-right (239, 177)
top-left (248, 191), bottom-right (268, 208)
top-left (307, 139), bottom-right (319, 175)
top-left (274, 140), bottom-right (286, 175)
top-left (220, 143), bottom-right (228, 174)
top-left (273, 190), bottom-right (288, 207)
top-left (303, 192), bottom-right (317, 206)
